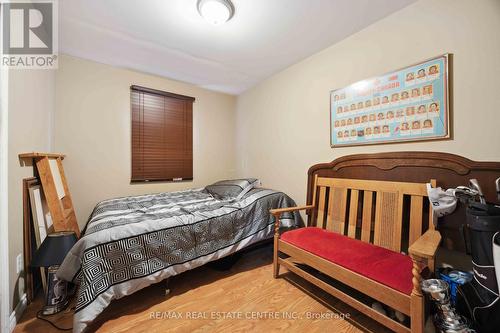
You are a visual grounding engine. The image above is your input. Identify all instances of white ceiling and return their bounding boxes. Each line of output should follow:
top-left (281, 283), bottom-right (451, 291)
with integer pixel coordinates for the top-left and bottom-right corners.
top-left (60, 0), bottom-right (416, 95)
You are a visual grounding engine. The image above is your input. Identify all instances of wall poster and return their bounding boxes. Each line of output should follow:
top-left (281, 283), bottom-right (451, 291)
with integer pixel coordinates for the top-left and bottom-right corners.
top-left (330, 54), bottom-right (450, 147)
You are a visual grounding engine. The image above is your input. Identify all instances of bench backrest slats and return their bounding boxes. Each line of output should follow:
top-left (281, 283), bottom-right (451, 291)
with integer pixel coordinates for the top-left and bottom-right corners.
top-left (311, 176), bottom-right (435, 252)
top-left (409, 195), bottom-right (424, 245)
top-left (347, 189), bottom-right (359, 238)
top-left (331, 187), bottom-right (347, 234)
top-left (361, 190), bottom-right (373, 242)
top-left (373, 191), bottom-right (403, 251)
top-left (317, 186), bottom-right (327, 228)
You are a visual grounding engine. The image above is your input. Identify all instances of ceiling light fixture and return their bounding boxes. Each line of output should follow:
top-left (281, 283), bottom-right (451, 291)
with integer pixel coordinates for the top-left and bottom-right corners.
top-left (197, 0), bottom-right (235, 25)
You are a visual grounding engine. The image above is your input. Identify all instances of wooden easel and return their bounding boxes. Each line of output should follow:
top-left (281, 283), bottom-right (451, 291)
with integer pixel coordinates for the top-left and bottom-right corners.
top-left (19, 153), bottom-right (80, 237)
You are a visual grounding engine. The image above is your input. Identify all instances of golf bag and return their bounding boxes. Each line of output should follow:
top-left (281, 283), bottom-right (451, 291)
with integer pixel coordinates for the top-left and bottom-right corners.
top-left (456, 203), bottom-right (500, 333)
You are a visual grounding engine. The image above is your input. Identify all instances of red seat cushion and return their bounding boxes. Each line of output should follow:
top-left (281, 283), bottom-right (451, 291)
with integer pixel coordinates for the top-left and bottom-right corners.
top-left (281, 227), bottom-right (413, 295)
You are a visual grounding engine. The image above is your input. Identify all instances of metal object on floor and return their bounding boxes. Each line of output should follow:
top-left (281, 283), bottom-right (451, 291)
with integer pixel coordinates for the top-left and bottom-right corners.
top-left (42, 266), bottom-right (69, 315)
top-left (421, 279), bottom-right (474, 333)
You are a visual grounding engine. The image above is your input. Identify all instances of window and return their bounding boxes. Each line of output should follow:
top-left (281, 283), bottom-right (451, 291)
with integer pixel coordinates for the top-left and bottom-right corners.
top-left (131, 85), bottom-right (194, 182)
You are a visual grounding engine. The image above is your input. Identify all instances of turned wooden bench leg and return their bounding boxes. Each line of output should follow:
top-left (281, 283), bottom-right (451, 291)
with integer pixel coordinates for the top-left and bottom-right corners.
top-left (273, 235), bottom-right (280, 278)
top-left (410, 256), bottom-right (424, 333)
top-left (272, 213), bottom-right (280, 278)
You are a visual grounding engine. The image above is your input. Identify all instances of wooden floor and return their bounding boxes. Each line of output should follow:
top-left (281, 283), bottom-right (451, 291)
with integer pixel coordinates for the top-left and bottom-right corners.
top-left (14, 245), bottom-right (391, 333)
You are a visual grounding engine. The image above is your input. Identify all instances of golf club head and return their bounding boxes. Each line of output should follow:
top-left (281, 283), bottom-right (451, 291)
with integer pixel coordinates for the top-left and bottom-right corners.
top-left (469, 179), bottom-right (486, 204)
top-left (451, 186), bottom-right (479, 204)
top-left (496, 177), bottom-right (500, 201)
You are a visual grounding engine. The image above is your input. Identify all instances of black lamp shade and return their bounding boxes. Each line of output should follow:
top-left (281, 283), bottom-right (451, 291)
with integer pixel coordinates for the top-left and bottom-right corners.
top-left (31, 231), bottom-right (78, 267)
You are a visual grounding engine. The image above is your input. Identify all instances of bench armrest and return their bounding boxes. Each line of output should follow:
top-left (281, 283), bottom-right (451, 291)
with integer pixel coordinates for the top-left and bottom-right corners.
top-left (270, 205), bottom-right (314, 237)
top-left (409, 230), bottom-right (441, 260)
top-left (269, 205), bottom-right (315, 216)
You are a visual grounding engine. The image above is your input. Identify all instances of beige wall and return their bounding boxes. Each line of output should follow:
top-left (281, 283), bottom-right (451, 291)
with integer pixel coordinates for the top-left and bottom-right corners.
top-left (8, 69), bottom-right (55, 312)
top-left (55, 55), bottom-right (237, 226)
top-left (7, 0), bottom-right (500, 316)
top-left (235, 0), bottom-right (500, 206)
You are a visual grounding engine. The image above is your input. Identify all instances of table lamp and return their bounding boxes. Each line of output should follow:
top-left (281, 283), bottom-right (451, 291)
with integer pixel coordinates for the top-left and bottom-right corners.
top-left (31, 231), bottom-right (77, 315)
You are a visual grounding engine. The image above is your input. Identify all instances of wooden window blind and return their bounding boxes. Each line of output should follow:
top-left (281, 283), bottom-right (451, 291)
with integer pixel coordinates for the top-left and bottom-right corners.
top-left (131, 85), bottom-right (194, 182)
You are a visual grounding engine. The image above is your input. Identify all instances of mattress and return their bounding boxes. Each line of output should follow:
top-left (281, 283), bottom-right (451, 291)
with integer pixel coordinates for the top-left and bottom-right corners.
top-left (58, 187), bottom-right (301, 332)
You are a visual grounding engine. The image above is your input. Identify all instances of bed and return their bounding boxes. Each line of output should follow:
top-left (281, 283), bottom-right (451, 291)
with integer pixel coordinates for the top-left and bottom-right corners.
top-left (58, 180), bottom-right (301, 333)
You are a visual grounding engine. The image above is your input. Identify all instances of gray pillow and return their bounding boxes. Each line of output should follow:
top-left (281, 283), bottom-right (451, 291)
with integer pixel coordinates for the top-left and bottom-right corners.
top-left (205, 178), bottom-right (260, 200)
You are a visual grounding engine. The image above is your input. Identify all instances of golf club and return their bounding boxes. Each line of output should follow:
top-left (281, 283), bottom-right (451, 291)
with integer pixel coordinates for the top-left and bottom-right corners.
top-left (469, 179), bottom-right (486, 204)
top-left (451, 186), bottom-right (479, 204)
top-left (496, 177), bottom-right (500, 202)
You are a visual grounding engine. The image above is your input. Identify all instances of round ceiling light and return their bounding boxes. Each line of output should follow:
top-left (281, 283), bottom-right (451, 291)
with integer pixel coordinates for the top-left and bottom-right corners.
top-left (197, 0), bottom-right (235, 25)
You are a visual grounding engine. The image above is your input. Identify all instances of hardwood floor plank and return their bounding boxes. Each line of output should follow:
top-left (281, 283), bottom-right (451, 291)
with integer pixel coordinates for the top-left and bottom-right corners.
top-left (14, 246), bottom-right (389, 333)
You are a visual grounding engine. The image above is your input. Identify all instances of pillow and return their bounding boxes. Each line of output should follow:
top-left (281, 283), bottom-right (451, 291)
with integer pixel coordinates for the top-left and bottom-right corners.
top-left (205, 178), bottom-right (260, 200)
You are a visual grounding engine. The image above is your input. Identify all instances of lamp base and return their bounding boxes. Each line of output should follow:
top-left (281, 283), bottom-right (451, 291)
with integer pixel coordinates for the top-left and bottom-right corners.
top-left (42, 265), bottom-right (69, 315)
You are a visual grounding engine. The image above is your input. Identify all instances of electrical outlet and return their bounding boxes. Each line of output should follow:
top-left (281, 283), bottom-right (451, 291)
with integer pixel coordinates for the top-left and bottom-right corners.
top-left (16, 253), bottom-right (23, 274)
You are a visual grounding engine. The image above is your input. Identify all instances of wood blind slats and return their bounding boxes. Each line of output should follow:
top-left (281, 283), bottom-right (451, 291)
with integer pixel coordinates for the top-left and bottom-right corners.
top-left (131, 86), bottom-right (194, 182)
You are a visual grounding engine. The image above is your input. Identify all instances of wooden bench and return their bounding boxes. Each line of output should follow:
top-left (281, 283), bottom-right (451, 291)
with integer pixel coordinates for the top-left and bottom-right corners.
top-left (270, 176), bottom-right (441, 333)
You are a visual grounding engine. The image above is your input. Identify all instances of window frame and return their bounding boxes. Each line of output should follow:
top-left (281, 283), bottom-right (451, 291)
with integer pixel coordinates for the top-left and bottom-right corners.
top-left (130, 85), bottom-right (195, 183)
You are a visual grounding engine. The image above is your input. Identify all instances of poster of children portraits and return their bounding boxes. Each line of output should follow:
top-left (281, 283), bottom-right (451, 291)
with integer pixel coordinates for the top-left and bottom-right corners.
top-left (330, 54), bottom-right (450, 147)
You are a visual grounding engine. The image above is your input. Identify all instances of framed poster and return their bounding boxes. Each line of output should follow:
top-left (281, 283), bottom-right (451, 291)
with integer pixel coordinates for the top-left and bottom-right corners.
top-left (330, 54), bottom-right (450, 147)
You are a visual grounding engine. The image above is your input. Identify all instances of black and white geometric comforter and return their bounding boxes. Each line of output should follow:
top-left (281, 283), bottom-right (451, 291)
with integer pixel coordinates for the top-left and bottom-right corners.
top-left (57, 187), bottom-right (301, 333)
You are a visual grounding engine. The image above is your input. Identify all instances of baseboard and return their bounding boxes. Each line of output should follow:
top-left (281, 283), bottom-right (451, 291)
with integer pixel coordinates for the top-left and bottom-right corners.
top-left (9, 294), bottom-right (27, 333)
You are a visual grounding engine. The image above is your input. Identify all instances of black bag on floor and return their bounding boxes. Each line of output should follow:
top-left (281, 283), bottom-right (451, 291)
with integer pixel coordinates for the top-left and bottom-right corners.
top-left (456, 203), bottom-right (500, 333)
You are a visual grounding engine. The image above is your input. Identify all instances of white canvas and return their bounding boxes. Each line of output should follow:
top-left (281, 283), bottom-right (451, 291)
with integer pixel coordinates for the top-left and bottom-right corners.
top-left (49, 158), bottom-right (66, 199)
top-left (32, 188), bottom-right (47, 243)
